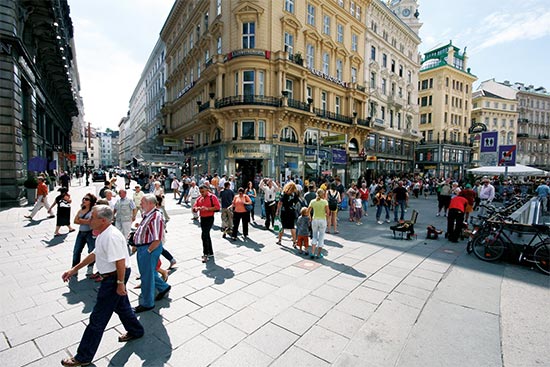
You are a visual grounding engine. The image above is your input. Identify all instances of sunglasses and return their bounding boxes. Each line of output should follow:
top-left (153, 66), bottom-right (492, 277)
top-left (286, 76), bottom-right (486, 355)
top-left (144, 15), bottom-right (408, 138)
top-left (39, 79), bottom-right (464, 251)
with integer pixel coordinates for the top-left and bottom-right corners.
top-left (82, 198), bottom-right (91, 201)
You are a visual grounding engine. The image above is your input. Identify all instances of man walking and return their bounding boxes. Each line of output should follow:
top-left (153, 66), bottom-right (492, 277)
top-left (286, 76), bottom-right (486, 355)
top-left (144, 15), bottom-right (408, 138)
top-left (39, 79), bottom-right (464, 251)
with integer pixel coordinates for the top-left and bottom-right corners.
top-left (113, 189), bottom-right (137, 239)
top-left (220, 181), bottom-right (235, 237)
top-left (393, 181), bottom-right (409, 222)
top-left (259, 178), bottom-right (279, 230)
top-left (25, 176), bottom-right (55, 220)
top-left (61, 205), bottom-right (144, 366)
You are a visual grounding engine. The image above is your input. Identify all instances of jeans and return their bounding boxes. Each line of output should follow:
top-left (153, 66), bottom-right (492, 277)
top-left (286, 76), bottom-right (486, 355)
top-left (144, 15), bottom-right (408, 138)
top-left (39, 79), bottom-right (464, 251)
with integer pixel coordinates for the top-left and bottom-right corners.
top-left (232, 211), bottom-right (250, 237)
top-left (200, 216), bottom-right (214, 256)
top-left (264, 201), bottom-right (277, 229)
top-left (362, 200), bottom-right (368, 215)
top-left (376, 205), bottom-right (390, 220)
top-left (394, 199), bottom-right (406, 221)
top-left (74, 268), bottom-right (143, 363)
top-left (260, 197), bottom-right (266, 218)
top-left (136, 243), bottom-right (169, 308)
top-left (311, 219), bottom-right (327, 248)
top-left (73, 231), bottom-right (96, 267)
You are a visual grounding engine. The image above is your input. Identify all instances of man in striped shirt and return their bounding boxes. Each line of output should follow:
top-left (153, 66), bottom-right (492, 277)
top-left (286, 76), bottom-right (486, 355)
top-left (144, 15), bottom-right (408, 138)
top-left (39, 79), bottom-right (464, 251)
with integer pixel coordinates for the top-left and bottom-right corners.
top-left (131, 194), bottom-right (171, 313)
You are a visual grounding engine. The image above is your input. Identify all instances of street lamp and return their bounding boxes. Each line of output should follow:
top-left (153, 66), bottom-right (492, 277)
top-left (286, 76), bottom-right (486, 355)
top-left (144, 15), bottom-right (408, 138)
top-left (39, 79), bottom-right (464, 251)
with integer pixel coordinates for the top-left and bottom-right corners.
top-left (84, 149), bottom-right (89, 186)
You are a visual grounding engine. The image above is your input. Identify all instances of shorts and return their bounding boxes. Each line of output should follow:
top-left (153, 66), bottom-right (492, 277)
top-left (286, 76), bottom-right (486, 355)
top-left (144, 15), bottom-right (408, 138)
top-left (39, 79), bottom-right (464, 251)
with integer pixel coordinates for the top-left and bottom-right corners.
top-left (296, 235), bottom-right (309, 248)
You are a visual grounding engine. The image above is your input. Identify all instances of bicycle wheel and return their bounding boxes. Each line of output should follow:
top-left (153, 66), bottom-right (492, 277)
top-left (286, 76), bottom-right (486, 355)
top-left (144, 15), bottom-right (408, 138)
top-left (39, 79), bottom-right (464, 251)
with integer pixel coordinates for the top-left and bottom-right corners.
top-left (467, 226), bottom-right (492, 254)
top-left (472, 235), bottom-right (506, 262)
top-left (533, 242), bottom-right (550, 275)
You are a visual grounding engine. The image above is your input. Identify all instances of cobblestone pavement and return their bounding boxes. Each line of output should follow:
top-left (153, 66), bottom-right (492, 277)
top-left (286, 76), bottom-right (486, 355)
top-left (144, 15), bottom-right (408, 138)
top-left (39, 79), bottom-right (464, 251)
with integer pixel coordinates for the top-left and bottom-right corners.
top-left (0, 177), bottom-right (548, 366)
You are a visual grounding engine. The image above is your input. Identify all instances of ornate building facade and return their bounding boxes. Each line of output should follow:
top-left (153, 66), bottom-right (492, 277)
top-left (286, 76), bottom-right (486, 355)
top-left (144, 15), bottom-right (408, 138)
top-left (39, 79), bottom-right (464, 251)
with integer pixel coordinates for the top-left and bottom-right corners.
top-left (156, 0), bottom-right (421, 185)
top-left (415, 41), bottom-right (477, 179)
top-left (0, 0), bottom-right (80, 206)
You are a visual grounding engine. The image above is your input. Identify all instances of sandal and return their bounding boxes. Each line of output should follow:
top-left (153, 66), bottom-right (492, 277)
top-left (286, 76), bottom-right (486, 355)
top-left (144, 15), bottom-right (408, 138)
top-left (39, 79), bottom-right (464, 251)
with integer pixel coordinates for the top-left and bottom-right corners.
top-left (118, 332), bottom-right (142, 342)
top-left (276, 240), bottom-right (282, 245)
top-left (201, 255), bottom-right (208, 263)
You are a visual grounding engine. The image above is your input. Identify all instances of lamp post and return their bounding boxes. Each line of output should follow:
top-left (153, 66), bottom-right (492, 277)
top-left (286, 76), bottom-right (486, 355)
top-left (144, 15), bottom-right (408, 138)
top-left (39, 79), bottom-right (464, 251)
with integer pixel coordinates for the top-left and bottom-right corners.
top-left (84, 149), bottom-right (89, 186)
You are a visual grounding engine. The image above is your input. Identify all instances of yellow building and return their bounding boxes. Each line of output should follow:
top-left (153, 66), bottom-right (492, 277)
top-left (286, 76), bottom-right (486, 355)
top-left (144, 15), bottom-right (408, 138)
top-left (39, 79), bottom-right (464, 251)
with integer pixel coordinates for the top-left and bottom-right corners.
top-left (471, 88), bottom-right (518, 165)
top-left (416, 41), bottom-right (477, 179)
top-left (158, 0), bottom-right (420, 185)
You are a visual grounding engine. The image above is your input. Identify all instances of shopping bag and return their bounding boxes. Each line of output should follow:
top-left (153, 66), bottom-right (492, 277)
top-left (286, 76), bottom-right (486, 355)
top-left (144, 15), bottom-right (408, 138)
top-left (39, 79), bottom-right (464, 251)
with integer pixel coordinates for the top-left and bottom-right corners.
top-left (273, 216), bottom-right (282, 232)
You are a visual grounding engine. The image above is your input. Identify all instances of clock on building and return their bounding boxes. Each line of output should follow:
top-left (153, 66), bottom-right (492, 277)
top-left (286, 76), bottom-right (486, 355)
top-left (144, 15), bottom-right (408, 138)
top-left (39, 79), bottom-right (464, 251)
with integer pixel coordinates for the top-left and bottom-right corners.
top-left (402, 8), bottom-right (411, 17)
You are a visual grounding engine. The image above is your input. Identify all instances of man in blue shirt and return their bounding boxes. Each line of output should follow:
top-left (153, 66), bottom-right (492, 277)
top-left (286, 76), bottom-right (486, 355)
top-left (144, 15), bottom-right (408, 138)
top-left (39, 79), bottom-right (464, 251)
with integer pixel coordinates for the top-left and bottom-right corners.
top-left (535, 181), bottom-right (550, 212)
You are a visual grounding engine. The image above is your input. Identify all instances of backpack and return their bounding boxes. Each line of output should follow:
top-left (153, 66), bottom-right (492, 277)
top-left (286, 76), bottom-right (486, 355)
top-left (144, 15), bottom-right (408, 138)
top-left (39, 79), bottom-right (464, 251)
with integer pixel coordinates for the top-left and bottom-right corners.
top-left (327, 191), bottom-right (338, 211)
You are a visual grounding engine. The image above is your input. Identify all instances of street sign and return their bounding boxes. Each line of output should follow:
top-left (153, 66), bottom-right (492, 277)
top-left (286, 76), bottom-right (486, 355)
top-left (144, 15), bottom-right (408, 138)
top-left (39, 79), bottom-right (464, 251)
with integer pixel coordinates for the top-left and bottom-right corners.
top-left (323, 134), bottom-right (346, 146)
top-left (498, 145), bottom-right (516, 166)
top-left (479, 152), bottom-right (498, 167)
top-left (480, 132), bottom-right (498, 153)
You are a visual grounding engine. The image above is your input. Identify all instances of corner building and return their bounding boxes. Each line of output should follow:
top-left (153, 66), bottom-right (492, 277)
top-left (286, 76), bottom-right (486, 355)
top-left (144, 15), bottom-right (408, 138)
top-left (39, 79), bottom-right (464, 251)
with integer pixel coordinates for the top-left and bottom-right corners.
top-left (160, 0), bottom-right (421, 185)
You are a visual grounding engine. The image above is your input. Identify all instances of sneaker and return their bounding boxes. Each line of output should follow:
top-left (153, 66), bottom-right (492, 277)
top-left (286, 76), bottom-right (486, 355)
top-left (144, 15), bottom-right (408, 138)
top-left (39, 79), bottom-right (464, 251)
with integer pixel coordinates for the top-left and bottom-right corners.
top-left (436, 213), bottom-right (441, 217)
top-left (356, 222), bottom-right (361, 225)
top-left (377, 220), bottom-right (383, 224)
top-left (385, 219), bottom-right (391, 223)
top-left (169, 259), bottom-right (177, 269)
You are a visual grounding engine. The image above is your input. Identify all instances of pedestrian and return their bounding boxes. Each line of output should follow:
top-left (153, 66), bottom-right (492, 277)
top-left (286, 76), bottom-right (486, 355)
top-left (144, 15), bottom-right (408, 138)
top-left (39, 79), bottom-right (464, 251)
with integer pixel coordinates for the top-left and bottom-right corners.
top-left (220, 181), bottom-right (235, 237)
top-left (152, 181), bottom-right (170, 223)
top-left (259, 178), bottom-right (279, 230)
top-left (326, 183), bottom-right (341, 234)
top-left (392, 180), bottom-right (408, 222)
top-left (437, 179), bottom-right (452, 217)
top-left (61, 205), bottom-right (144, 367)
top-left (308, 189), bottom-right (329, 259)
top-left (113, 189), bottom-right (137, 239)
top-left (192, 185), bottom-right (221, 263)
top-left (276, 181), bottom-right (300, 245)
top-left (59, 171), bottom-right (71, 189)
top-left (352, 191), bottom-right (363, 225)
top-left (25, 176), bottom-right (55, 220)
top-left (375, 187), bottom-right (391, 224)
top-left (358, 182), bottom-right (369, 217)
top-left (51, 187), bottom-right (75, 236)
top-left (295, 207), bottom-right (310, 254)
top-left (245, 181), bottom-right (257, 224)
top-left (131, 194), bottom-right (171, 313)
top-left (188, 181), bottom-right (201, 220)
top-left (478, 178), bottom-right (495, 216)
top-left (171, 175), bottom-right (180, 199)
top-left (346, 183), bottom-right (358, 222)
top-left (72, 193), bottom-right (98, 278)
top-left (132, 185), bottom-right (144, 213)
top-left (460, 184), bottom-right (476, 223)
top-left (230, 187), bottom-right (253, 241)
top-left (447, 192), bottom-right (468, 242)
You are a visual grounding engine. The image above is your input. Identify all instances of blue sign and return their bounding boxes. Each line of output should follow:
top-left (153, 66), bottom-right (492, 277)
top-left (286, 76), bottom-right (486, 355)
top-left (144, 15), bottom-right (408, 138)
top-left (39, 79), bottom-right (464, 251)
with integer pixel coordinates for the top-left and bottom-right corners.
top-left (332, 149), bottom-right (347, 165)
top-left (480, 132), bottom-right (498, 153)
top-left (497, 145), bottom-right (516, 166)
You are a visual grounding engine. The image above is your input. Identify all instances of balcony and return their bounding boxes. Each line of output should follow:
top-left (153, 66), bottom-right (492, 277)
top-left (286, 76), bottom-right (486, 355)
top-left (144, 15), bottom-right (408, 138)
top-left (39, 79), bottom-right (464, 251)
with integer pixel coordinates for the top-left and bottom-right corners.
top-left (357, 117), bottom-right (371, 127)
top-left (314, 108), bottom-right (353, 124)
top-left (215, 95), bottom-right (282, 109)
top-left (518, 118), bottom-right (529, 124)
top-left (287, 98), bottom-right (310, 112)
top-left (198, 101), bottom-right (210, 112)
top-left (516, 133), bottom-right (529, 138)
top-left (372, 118), bottom-right (386, 128)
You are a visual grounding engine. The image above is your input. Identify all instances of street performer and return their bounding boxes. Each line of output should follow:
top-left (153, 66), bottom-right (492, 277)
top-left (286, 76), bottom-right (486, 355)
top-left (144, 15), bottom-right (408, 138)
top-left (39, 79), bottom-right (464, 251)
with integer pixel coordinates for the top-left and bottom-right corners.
top-left (60, 205), bottom-right (144, 367)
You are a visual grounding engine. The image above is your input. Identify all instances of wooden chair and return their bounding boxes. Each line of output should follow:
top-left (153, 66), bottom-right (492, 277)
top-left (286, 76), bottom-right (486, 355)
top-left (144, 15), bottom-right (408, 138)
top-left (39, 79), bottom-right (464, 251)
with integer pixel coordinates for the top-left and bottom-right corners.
top-left (391, 209), bottom-right (418, 240)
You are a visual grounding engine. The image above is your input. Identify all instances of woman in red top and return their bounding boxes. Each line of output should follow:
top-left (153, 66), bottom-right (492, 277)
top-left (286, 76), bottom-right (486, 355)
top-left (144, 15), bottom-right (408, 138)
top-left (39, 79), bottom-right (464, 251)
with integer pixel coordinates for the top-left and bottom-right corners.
top-left (192, 185), bottom-right (221, 263)
top-left (447, 192), bottom-right (469, 243)
top-left (230, 187), bottom-right (253, 241)
top-left (359, 182), bottom-right (369, 218)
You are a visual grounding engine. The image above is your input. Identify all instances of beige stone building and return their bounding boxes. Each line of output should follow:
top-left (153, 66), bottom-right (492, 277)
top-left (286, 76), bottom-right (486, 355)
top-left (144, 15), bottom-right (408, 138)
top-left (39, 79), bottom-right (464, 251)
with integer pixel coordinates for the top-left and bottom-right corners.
top-left (415, 41), bottom-right (477, 179)
top-left (158, 0), bottom-right (421, 185)
top-left (471, 83), bottom-right (518, 165)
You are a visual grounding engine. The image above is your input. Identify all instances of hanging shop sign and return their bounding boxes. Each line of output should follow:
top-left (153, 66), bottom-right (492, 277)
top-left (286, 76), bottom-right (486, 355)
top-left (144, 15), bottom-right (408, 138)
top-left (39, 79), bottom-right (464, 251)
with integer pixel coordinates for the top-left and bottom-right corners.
top-left (228, 144), bottom-right (271, 158)
top-left (225, 49), bottom-right (271, 62)
top-left (322, 134), bottom-right (346, 146)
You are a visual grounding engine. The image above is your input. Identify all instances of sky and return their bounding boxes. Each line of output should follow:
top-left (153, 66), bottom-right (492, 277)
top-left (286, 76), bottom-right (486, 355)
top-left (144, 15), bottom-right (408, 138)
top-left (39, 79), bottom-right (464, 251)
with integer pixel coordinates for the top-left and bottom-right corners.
top-left (69, 0), bottom-right (550, 131)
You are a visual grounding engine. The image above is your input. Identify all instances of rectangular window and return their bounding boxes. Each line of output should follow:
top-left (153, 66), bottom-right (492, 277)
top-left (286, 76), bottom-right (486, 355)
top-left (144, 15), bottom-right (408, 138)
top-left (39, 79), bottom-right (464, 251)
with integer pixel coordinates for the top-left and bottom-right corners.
top-left (217, 36), bottom-right (222, 54)
top-left (350, 1), bottom-right (355, 16)
top-left (258, 120), bottom-right (266, 140)
top-left (285, 79), bottom-right (293, 99)
top-left (371, 46), bottom-right (376, 60)
top-left (421, 79), bottom-right (428, 89)
top-left (351, 34), bottom-right (358, 52)
top-left (307, 4), bottom-right (315, 26)
top-left (356, 5), bottom-right (361, 20)
top-left (382, 78), bottom-right (387, 95)
top-left (243, 70), bottom-right (255, 95)
top-left (382, 53), bottom-right (387, 68)
top-left (258, 71), bottom-right (264, 96)
top-left (284, 32), bottom-right (294, 55)
top-left (306, 44), bottom-right (314, 68)
top-left (242, 22), bottom-right (255, 49)
top-left (323, 15), bottom-right (330, 35)
top-left (337, 24), bottom-right (344, 43)
top-left (284, 0), bottom-right (294, 13)
top-left (242, 121), bottom-right (255, 139)
top-left (351, 67), bottom-right (357, 83)
top-left (370, 72), bottom-right (376, 89)
top-left (322, 52), bottom-right (329, 74)
top-left (233, 121), bottom-right (238, 139)
top-left (381, 106), bottom-right (385, 119)
top-left (335, 96), bottom-right (341, 114)
top-left (321, 91), bottom-right (327, 111)
top-left (336, 59), bottom-right (343, 80)
top-left (391, 59), bottom-right (395, 73)
top-left (217, 0), bottom-right (222, 15)
top-left (399, 65), bottom-right (403, 77)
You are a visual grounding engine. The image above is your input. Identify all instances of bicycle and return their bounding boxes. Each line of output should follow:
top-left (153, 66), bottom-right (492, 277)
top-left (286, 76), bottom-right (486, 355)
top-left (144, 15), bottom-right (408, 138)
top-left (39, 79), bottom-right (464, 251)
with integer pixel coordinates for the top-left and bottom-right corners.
top-left (471, 217), bottom-right (550, 275)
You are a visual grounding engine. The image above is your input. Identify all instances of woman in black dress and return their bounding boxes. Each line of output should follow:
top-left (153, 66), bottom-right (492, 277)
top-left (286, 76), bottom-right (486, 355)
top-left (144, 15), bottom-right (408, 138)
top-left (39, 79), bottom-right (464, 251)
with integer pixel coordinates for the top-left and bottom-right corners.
top-left (276, 181), bottom-right (300, 245)
top-left (51, 187), bottom-right (75, 236)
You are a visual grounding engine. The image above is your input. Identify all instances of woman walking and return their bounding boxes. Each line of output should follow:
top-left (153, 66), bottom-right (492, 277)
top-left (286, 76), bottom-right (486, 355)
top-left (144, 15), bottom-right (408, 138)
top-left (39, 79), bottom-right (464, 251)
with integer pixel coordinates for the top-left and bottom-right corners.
top-left (375, 187), bottom-right (391, 224)
top-left (245, 181), bottom-right (257, 224)
top-left (153, 181), bottom-right (170, 223)
top-left (51, 187), bottom-right (75, 236)
top-left (73, 193), bottom-right (97, 277)
top-left (231, 188), bottom-right (253, 240)
top-left (276, 181), bottom-right (300, 245)
top-left (192, 185), bottom-right (221, 263)
top-left (308, 189), bottom-right (329, 259)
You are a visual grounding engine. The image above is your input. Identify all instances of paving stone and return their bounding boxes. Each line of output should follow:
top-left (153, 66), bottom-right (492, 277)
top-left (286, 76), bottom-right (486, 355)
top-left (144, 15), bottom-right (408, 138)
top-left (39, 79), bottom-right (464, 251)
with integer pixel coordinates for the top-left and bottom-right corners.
top-left (35, 321), bottom-right (86, 356)
top-left (156, 297), bottom-right (200, 322)
top-left (25, 350), bottom-right (67, 367)
top-left (310, 284), bottom-right (350, 303)
top-left (317, 309), bottom-right (363, 338)
top-left (270, 345), bottom-right (330, 367)
top-left (272, 284), bottom-right (311, 303)
top-left (210, 342), bottom-right (273, 367)
top-left (393, 282), bottom-right (432, 300)
top-left (186, 286), bottom-right (226, 307)
top-left (211, 278), bottom-right (248, 294)
top-left (0, 340), bottom-right (43, 366)
top-left (294, 325), bottom-right (350, 364)
top-left (202, 321), bottom-right (247, 350)
top-left (5, 315), bottom-right (61, 347)
top-left (271, 307), bottom-right (319, 336)
top-left (378, 264), bottom-right (414, 278)
top-left (409, 267), bottom-right (445, 281)
top-left (294, 294), bottom-right (336, 317)
top-left (189, 301), bottom-right (235, 327)
top-left (163, 316), bottom-right (207, 348)
top-left (105, 330), bottom-right (172, 367)
top-left (334, 295), bottom-right (378, 320)
top-left (244, 322), bottom-right (299, 358)
top-left (0, 332), bottom-right (9, 352)
top-left (241, 280), bottom-right (279, 298)
top-left (218, 289), bottom-right (258, 311)
top-left (263, 271), bottom-right (296, 287)
top-left (15, 300), bottom-right (65, 325)
top-left (169, 334), bottom-right (226, 367)
top-left (225, 306), bottom-right (272, 334)
top-left (350, 285), bottom-right (389, 306)
top-left (250, 293), bottom-right (295, 317)
top-left (401, 275), bottom-right (440, 292)
top-left (253, 263), bottom-right (283, 276)
top-left (234, 270), bottom-right (266, 284)
top-left (326, 274), bottom-right (364, 292)
top-left (332, 351), bottom-right (366, 367)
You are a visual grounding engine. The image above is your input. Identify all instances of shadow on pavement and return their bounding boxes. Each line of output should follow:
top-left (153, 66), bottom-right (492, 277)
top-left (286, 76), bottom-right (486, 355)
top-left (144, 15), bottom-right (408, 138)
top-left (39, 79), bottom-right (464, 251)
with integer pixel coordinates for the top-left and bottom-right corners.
top-left (41, 234), bottom-right (68, 247)
top-left (202, 258), bottom-right (235, 284)
top-left (227, 236), bottom-right (265, 252)
top-left (63, 276), bottom-right (98, 314)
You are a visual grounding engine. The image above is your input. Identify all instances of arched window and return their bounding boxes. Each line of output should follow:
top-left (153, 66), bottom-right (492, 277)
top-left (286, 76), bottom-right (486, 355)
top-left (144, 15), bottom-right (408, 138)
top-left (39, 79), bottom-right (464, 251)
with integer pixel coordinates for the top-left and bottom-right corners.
top-left (213, 128), bottom-right (222, 143)
top-left (280, 127), bottom-right (298, 143)
top-left (349, 138), bottom-right (359, 152)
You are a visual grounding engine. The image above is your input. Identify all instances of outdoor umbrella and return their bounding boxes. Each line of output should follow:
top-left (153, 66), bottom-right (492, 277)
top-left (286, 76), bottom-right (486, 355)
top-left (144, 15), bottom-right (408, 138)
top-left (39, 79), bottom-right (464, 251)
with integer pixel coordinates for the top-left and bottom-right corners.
top-left (467, 164), bottom-right (547, 176)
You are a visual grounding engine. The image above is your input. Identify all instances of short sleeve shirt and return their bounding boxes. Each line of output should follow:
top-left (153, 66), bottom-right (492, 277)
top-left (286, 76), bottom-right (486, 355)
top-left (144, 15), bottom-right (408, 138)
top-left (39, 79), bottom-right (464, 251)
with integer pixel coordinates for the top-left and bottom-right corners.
top-left (93, 225), bottom-right (130, 274)
top-left (309, 199), bottom-right (328, 220)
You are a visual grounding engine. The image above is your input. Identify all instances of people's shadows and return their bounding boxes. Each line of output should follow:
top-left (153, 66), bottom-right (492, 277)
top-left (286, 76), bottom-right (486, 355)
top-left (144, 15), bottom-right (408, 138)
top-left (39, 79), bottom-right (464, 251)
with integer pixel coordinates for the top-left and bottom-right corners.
top-left (62, 276), bottom-right (99, 314)
top-left (279, 244), bottom-right (367, 279)
top-left (41, 234), bottom-right (67, 247)
top-left (227, 235), bottom-right (265, 252)
top-left (23, 218), bottom-right (48, 227)
top-left (202, 258), bottom-right (235, 284)
top-left (323, 239), bottom-right (343, 248)
top-left (108, 303), bottom-right (172, 367)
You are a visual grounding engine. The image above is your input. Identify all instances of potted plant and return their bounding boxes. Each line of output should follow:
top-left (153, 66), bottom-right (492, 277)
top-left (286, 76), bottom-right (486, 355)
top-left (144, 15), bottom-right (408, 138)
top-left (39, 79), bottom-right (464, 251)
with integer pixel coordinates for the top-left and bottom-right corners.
top-left (293, 52), bottom-right (303, 66)
top-left (23, 174), bottom-right (38, 203)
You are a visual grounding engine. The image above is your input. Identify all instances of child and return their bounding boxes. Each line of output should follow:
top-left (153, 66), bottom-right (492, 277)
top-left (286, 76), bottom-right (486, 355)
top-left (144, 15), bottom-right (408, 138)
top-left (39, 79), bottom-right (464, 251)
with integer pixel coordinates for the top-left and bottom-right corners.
top-left (353, 192), bottom-right (363, 224)
top-left (295, 207), bottom-right (310, 255)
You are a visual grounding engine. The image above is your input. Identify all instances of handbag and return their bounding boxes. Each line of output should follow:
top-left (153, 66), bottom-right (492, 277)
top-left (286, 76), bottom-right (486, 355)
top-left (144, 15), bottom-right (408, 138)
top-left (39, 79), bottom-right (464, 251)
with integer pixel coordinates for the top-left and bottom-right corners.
top-left (245, 203), bottom-right (253, 212)
top-left (273, 216), bottom-right (282, 232)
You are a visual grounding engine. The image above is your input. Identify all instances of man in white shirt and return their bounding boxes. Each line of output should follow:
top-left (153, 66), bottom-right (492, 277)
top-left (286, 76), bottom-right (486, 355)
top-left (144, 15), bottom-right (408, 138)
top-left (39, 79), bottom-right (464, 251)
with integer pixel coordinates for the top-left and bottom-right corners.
top-left (478, 178), bottom-right (495, 216)
top-left (259, 178), bottom-right (279, 230)
top-left (61, 205), bottom-right (143, 367)
top-left (114, 189), bottom-right (137, 238)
